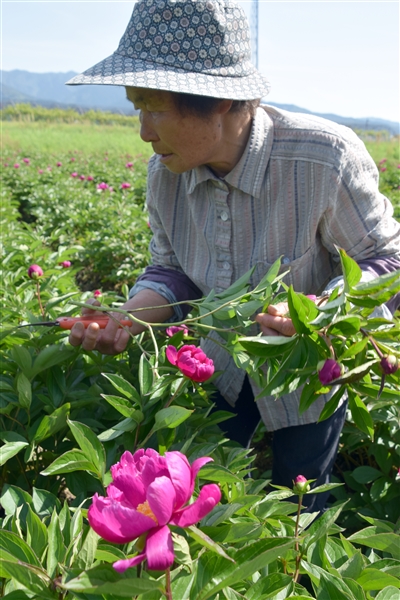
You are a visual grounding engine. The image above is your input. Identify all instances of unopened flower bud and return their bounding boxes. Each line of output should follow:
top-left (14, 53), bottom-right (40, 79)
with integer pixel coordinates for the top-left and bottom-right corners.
top-left (60, 261), bottom-right (71, 268)
top-left (93, 290), bottom-right (102, 298)
top-left (28, 264), bottom-right (44, 279)
top-left (293, 475), bottom-right (311, 494)
top-left (380, 355), bottom-right (399, 375)
top-left (317, 359), bottom-right (343, 384)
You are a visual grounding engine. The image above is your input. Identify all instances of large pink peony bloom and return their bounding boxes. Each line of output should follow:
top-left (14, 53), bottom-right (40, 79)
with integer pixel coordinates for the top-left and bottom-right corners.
top-left (88, 449), bottom-right (220, 571)
top-left (166, 344), bottom-right (214, 383)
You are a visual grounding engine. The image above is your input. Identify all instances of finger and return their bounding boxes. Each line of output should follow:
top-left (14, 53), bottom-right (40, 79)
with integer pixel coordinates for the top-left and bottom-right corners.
top-left (267, 302), bottom-right (289, 316)
top-left (256, 313), bottom-right (296, 337)
top-left (80, 322), bottom-right (101, 351)
top-left (82, 298), bottom-right (102, 316)
top-left (69, 321), bottom-right (85, 347)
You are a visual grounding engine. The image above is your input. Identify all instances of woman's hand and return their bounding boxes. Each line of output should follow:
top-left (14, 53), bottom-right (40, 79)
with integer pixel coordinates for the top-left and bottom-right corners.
top-left (68, 290), bottom-right (174, 355)
top-left (255, 302), bottom-right (296, 337)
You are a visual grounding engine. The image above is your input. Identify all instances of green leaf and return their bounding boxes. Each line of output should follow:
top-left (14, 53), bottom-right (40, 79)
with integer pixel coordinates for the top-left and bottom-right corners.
top-left (339, 337), bottom-right (369, 360)
top-left (102, 373), bottom-right (142, 407)
top-left (68, 419), bottom-right (106, 477)
top-left (10, 346), bottom-right (32, 375)
top-left (347, 529), bottom-right (400, 559)
top-left (16, 372), bottom-right (32, 410)
top-left (351, 269), bottom-right (400, 296)
top-left (327, 359), bottom-right (378, 386)
top-left (305, 502), bottom-right (348, 550)
top-left (352, 466), bottom-right (382, 484)
top-left (287, 287), bottom-right (319, 334)
top-left (237, 334), bottom-right (295, 358)
top-left (0, 485), bottom-right (33, 515)
top-left (32, 488), bottom-right (61, 518)
top-left (215, 266), bottom-right (256, 299)
top-left (338, 247), bottom-right (362, 291)
top-left (375, 587), bottom-right (400, 600)
top-left (47, 509), bottom-right (65, 579)
top-left (32, 403), bottom-right (70, 443)
top-left (101, 394), bottom-right (138, 418)
top-left (74, 528), bottom-right (100, 570)
top-left (318, 572), bottom-right (355, 600)
top-left (193, 537), bottom-right (294, 600)
top-left (328, 315), bottom-right (363, 336)
top-left (95, 544), bottom-right (126, 563)
top-left (139, 354), bottom-right (153, 396)
top-left (197, 464), bottom-right (242, 484)
top-left (348, 390), bottom-right (374, 439)
top-left (61, 564), bottom-right (163, 596)
top-left (30, 345), bottom-right (74, 378)
top-left (318, 387), bottom-right (346, 423)
top-left (153, 406), bottom-right (193, 432)
top-left (246, 572), bottom-right (292, 600)
top-left (0, 441), bottom-right (29, 466)
top-left (40, 450), bottom-right (98, 476)
top-left (356, 568), bottom-right (400, 591)
top-left (0, 561), bottom-right (54, 599)
top-left (0, 529), bottom-right (41, 569)
top-left (26, 505), bottom-right (48, 561)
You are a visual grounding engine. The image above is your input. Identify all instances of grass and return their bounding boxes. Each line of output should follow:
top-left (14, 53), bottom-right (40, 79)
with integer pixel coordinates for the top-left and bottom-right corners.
top-left (1, 120), bottom-right (152, 157)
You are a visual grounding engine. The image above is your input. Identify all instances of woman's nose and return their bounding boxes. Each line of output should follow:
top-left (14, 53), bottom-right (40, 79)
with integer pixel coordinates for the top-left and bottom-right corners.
top-left (139, 111), bottom-right (159, 143)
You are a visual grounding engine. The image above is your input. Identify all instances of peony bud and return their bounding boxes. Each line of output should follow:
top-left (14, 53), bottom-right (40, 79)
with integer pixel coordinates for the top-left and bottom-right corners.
top-left (28, 264), bottom-right (44, 279)
top-left (121, 182), bottom-right (131, 189)
top-left (60, 260), bottom-right (71, 268)
top-left (293, 475), bottom-right (311, 494)
top-left (380, 355), bottom-right (399, 375)
top-left (97, 182), bottom-right (109, 190)
top-left (317, 359), bottom-right (343, 385)
top-left (166, 324), bottom-right (189, 337)
top-left (93, 290), bottom-right (102, 298)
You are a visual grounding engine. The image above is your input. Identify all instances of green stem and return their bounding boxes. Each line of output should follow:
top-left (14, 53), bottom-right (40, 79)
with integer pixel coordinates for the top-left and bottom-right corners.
top-left (164, 378), bottom-right (187, 409)
top-left (165, 568), bottom-right (172, 600)
top-left (36, 280), bottom-right (45, 317)
top-left (293, 494), bottom-right (303, 583)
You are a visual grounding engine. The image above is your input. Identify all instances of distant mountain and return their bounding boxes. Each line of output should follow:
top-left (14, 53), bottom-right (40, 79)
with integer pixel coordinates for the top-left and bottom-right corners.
top-left (1, 69), bottom-right (399, 135)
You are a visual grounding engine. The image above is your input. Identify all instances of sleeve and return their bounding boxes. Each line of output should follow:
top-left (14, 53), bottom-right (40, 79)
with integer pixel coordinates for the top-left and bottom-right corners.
top-left (319, 133), bottom-right (400, 264)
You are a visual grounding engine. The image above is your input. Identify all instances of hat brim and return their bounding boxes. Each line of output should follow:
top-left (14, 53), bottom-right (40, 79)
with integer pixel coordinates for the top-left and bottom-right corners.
top-left (66, 53), bottom-right (270, 101)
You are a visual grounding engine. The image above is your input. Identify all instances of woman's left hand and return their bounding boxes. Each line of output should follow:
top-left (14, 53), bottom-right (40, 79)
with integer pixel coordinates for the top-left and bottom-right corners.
top-left (255, 302), bottom-right (296, 337)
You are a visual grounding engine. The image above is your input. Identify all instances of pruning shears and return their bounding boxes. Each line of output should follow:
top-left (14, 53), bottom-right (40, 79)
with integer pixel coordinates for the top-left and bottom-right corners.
top-left (17, 315), bottom-right (133, 330)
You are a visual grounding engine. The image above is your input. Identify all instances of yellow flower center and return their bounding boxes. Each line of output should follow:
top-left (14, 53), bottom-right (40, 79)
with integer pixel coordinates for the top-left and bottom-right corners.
top-left (136, 500), bottom-right (158, 523)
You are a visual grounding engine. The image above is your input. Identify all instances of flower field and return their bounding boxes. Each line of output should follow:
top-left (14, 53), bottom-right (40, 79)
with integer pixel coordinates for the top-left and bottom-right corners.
top-left (1, 105), bottom-right (400, 599)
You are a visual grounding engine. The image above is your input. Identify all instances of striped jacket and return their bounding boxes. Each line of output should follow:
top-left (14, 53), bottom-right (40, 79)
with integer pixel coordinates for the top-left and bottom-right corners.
top-left (131, 105), bottom-right (400, 430)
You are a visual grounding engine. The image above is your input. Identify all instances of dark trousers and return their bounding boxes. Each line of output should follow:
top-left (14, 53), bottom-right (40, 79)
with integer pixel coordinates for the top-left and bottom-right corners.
top-left (212, 376), bottom-right (347, 512)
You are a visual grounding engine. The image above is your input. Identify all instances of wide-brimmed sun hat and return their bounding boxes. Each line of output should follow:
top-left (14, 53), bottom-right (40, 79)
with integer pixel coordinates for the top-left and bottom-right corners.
top-left (66, 0), bottom-right (270, 100)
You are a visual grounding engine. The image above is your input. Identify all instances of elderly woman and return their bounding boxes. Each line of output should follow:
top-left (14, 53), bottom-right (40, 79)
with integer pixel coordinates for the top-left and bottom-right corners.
top-left (67, 0), bottom-right (400, 511)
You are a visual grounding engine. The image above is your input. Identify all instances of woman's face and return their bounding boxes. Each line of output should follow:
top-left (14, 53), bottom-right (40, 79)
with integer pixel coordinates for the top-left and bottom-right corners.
top-left (126, 87), bottom-right (232, 176)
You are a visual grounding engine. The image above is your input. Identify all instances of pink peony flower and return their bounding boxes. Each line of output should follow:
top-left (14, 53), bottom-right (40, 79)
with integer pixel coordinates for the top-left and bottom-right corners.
top-left (4, 163), bottom-right (9, 167)
top-left (97, 182), bottom-right (109, 190)
top-left (88, 448), bottom-right (221, 572)
top-left (317, 358), bottom-right (342, 384)
top-left (71, 172), bottom-right (78, 178)
top-left (93, 289), bottom-right (102, 298)
top-left (79, 175), bottom-right (86, 180)
top-left (47, 167), bottom-right (52, 171)
top-left (60, 260), bottom-right (71, 268)
top-left (166, 344), bottom-right (214, 382)
top-left (380, 167), bottom-right (387, 172)
top-left (27, 264), bottom-right (44, 279)
top-left (56, 162), bottom-right (62, 167)
top-left (121, 182), bottom-right (131, 189)
top-left (293, 474), bottom-right (310, 494)
top-left (126, 162), bottom-right (134, 168)
top-left (14, 163), bottom-right (20, 168)
top-left (378, 158), bottom-right (387, 164)
top-left (23, 158), bottom-right (30, 164)
top-left (70, 157), bottom-right (76, 162)
top-left (380, 355), bottom-right (399, 375)
top-left (38, 169), bottom-right (43, 174)
top-left (166, 324), bottom-right (189, 337)
top-left (306, 294), bottom-right (317, 302)
top-left (87, 175), bottom-right (94, 181)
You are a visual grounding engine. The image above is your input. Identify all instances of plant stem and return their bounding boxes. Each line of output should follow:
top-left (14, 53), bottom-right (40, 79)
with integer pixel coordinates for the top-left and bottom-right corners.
top-left (164, 378), bottom-right (187, 409)
top-left (165, 568), bottom-right (173, 600)
top-left (293, 494), bottom-right (302, 583)
top-left (36, 280), bottom-right (45, 317)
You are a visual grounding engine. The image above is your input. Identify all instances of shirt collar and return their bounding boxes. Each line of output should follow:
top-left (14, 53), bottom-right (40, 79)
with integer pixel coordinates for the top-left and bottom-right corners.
top-left (185, 106), bottom-right (274, 198)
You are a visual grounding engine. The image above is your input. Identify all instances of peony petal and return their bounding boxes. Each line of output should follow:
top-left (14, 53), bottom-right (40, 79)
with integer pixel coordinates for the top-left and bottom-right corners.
top-left (146, 476), bottom-right (176, 526)
top-left (111, 451), bottom-right (146, 508)
top-left (166, 345), bottom-right (178, 366)
top-left (88, 494), bottom-right (157, 544)
top-left (165, 451), bottom-right (192, 508)
top-left (145, 525), bottom-right (175, 571)
top-left (113, 553), bottom-right (146, 573)
top-left (141, 455), bottom-right (169, 488)
top-left (170, 484), bottom-right (221, 528)
top-left (189, 456), bottom-right (214, 495)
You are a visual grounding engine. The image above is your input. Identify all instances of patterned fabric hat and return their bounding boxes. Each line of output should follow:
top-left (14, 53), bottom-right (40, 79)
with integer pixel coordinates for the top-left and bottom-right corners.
top-left (66, 0), bottom-right (270, 100)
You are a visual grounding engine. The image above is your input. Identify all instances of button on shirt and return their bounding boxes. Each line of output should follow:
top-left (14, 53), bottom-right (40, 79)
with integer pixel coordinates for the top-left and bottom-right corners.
top-left (131, 105), bottom-right (400, 431)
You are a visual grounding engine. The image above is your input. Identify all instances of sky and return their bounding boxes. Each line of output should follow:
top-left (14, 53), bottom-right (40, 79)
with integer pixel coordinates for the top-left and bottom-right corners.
top-left (1, 0), bottom-right (399, 122)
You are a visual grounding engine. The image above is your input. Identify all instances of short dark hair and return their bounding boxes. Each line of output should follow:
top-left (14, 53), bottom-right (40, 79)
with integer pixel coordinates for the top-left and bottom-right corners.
top-left (171, 92), bottom-right (260, 118)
